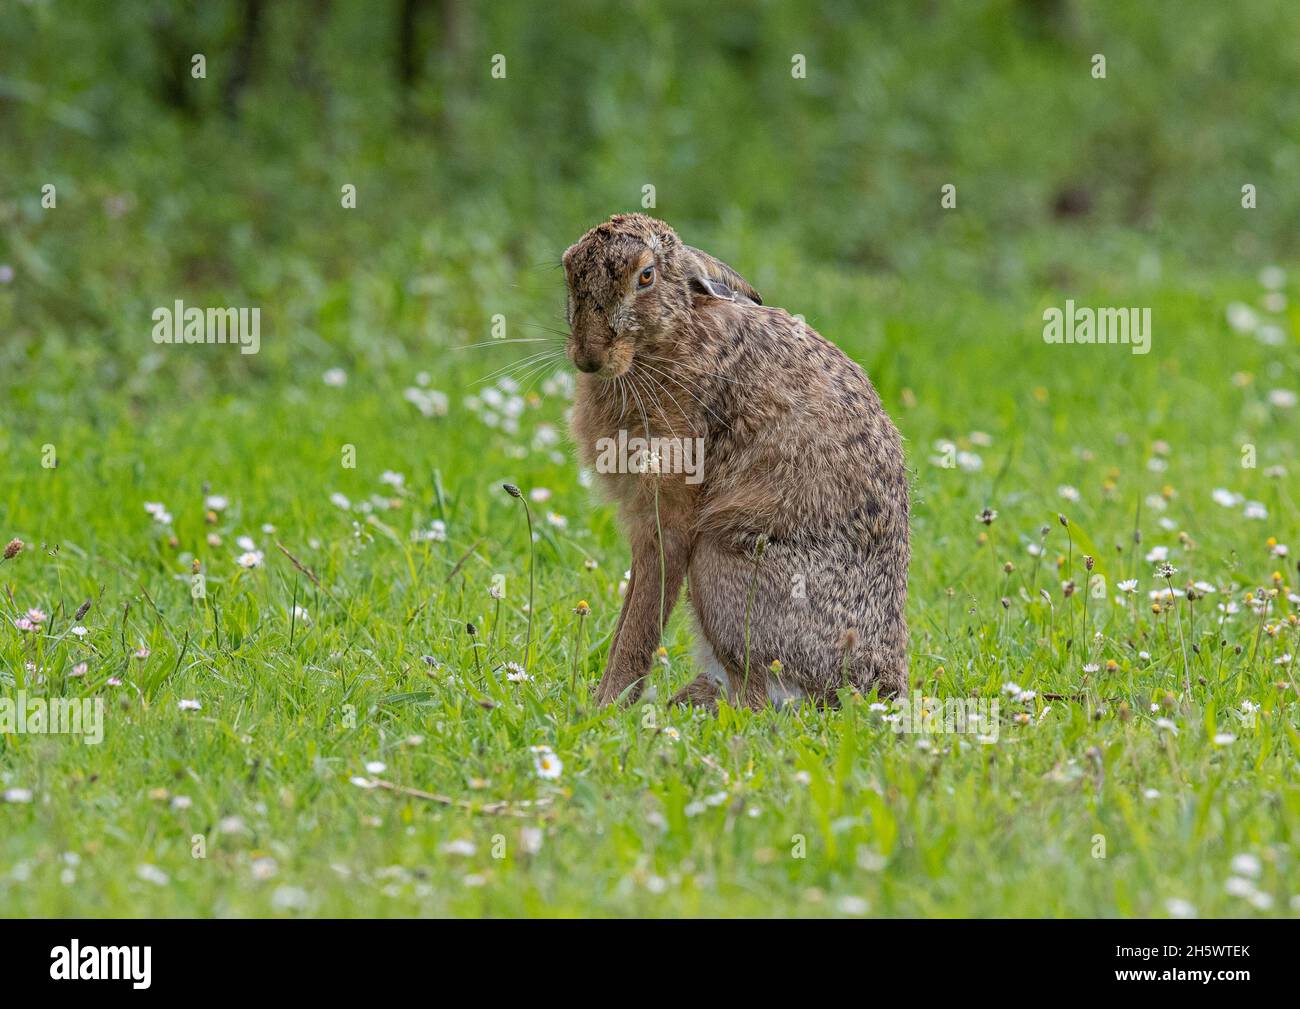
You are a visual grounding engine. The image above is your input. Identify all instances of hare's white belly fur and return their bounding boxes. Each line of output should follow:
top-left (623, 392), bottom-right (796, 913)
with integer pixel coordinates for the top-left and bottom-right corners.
top-left (697, 638), bottom-right (805, 706)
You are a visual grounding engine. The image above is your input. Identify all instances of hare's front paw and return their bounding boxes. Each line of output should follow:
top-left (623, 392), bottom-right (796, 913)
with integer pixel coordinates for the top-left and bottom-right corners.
top-left (594, 665), bottom-right (645, 707)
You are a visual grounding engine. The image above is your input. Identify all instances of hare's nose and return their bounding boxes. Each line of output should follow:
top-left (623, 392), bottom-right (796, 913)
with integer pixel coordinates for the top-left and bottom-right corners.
top-left (573, 353), bottom-right (602, 374)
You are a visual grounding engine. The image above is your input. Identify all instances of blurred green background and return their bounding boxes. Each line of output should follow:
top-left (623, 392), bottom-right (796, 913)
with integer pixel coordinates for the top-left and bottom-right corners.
top-left (3, 0), bottom-right (1298, 386)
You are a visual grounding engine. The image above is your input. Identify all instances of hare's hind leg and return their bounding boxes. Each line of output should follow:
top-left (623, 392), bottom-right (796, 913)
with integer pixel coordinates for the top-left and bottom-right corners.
top-left (688, 539), bottom-right (791, 710)
top-left (668, 636), bottom-right (729, 709)
top-left (668, 674), bottom-right (721, 710)
top-left (673, 634), bottom-right (768, 711)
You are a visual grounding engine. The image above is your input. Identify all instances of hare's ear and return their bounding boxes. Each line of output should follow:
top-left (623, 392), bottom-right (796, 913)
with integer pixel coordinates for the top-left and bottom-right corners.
top-left (683, 246), bottom-right (762, 305)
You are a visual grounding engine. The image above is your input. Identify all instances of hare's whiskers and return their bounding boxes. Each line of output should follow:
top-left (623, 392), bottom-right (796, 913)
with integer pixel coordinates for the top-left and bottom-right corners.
top-left (519, 321), bottom-right (573, 339)
top-left (640, 373), bottom-right (684, 440)
top-left (624, 371), bottom-right (653, 443)
top-left (627, 368), bottom-right (684, 440)
top-left (640, 352), bottom-right (743, 385)
top-left (471, 350), bottom-right (559, 386)
top-left (524, 362), bottom-right (564, 398)
top-left (626, 371), bottom-right (668, 438)
top-left (511, 351), bottom-right (569, 387)
top-left (454, 338), bottom-right (562, 351)
top-left (515, 356), bottom-right (565, 396)
top-left (634, 358), bottom-right (731, 431)
top-left (472, 349), bottom-right (565, 386)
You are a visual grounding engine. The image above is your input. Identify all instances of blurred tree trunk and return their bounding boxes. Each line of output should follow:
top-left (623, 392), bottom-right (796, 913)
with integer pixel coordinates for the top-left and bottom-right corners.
top-left (223, 0), bottom-right (265, 117)
top-left (294, 0), bottom-right (333, 92)
top-left (152, 4), bottom-right (198, 116)
top-left (397, 0), bottom-right (472, 138)
top-left (1018, 0), bottom-right (1079, 40)
top-left (397, 0), bottom-right (432, 90)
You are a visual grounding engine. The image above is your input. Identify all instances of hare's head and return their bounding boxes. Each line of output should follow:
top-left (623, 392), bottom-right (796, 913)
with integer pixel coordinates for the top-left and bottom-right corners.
top-left (562, 213), bottom-right (760, 377)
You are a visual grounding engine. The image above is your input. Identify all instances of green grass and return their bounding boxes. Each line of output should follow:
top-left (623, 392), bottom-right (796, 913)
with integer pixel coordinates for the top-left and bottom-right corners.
top-left (2, 237), bottom-right (1298, 917)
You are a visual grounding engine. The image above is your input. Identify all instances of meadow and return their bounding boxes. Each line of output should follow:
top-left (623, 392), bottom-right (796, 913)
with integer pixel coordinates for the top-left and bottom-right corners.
top-left (2, 0), bottom-right (1299, 917)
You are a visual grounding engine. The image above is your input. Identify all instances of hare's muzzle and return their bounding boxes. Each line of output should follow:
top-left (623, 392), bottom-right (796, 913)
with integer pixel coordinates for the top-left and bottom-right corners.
top-left (567, 325), bottom-right (613, 373)
top-left (570, 349), bottom-right (603, 374)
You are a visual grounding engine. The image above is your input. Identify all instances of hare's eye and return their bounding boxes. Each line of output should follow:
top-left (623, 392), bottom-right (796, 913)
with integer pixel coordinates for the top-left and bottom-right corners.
top-left (637, 265), bottom-right (655, 289)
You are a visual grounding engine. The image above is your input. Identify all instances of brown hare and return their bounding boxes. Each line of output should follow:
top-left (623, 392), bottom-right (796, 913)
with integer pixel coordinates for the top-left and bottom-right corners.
top-left (564, 213), bottom-right (909, 709)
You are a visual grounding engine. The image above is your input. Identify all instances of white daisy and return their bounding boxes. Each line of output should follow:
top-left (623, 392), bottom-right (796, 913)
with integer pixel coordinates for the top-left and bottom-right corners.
top-left (520, 827), bottom-right (543, 855)
top-left (1224, 877), bottom-right (1255, 898)
top-left (531, 745), bottom-right (563, 780)
top-left (136, 864), bottom-right (170, 886)
top-left (1259, 265), bottom-right (1286, 289)
top-left (1230, 853), bottom-right (1261, 878)
top-left (1212, 488), bottom-right (1242, 508)
top-left (1226, 302), bottom-right (1259, 334)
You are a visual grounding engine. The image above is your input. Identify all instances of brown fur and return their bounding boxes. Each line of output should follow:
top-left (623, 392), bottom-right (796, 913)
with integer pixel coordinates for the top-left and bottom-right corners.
top-left (563, 213), bottom-right (909, 709)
